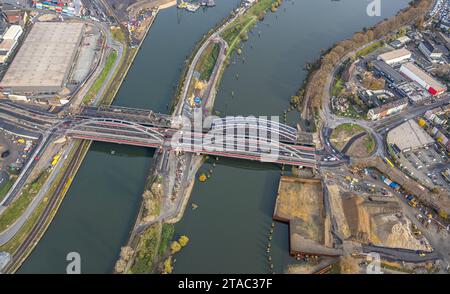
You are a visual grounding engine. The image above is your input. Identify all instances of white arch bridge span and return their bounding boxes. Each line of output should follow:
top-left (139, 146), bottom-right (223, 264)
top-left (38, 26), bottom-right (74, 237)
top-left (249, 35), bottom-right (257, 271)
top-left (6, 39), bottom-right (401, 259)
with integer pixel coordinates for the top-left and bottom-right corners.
top-left (57, 106), bottom-right (317, 167)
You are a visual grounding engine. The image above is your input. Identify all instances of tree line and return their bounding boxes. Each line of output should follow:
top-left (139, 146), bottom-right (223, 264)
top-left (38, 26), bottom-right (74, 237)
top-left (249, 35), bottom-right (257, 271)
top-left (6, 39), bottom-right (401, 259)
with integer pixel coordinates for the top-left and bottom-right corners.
top-left (301, 0), bottom-right (433, 113)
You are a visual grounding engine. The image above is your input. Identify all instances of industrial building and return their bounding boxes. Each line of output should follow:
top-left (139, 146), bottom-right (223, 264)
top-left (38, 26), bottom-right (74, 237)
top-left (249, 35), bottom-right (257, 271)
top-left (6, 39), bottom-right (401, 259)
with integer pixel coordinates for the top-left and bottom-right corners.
top-left (377, 48), bottom-right (411, 65)
top-left (400, 62), bottom-right (447, 96)
top-left (395, 82), bottom-right (431, 104)
top-left (371, 60), bottom-right (406, 85)
top-left (418, 39), bottom-right (446, 61)
top-left (387, 120), bottom-right (434, 152)
top-left (0, 22), bottom-right (85, 96)
top-left (0, 25), bottom-right (23, 64)
top-left (367, 98), bottom-right (408, 121)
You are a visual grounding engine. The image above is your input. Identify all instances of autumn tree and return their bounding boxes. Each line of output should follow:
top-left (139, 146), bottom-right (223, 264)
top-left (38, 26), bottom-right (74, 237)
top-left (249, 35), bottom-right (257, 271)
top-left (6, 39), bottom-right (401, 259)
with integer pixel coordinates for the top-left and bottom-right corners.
top-left (170, 241), bottom-right (182, 254)
top-left (179, 235), bottom-right (190, 247)
top-left (115, 259), bottom-right (127, 273)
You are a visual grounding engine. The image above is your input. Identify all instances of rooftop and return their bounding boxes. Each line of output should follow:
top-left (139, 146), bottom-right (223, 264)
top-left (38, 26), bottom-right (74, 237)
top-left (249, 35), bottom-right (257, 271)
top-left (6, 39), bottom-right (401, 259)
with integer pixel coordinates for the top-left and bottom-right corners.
top-left (378, 48), bottom-right (411, 62)
top-left (0, 22), bottom-right (85, 93)
top-left (401, 62), bottom-right (447, 92)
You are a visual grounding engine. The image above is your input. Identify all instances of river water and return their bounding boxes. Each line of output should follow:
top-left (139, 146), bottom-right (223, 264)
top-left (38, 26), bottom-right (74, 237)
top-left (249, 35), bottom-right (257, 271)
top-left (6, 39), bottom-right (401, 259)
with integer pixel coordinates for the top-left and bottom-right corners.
top-left (19, 0), bottom-right (409, 273)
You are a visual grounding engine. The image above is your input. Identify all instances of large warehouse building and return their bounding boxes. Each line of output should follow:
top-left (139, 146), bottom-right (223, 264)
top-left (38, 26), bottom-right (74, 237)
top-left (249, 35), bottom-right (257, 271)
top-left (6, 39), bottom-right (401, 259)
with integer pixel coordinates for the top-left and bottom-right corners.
top-left (377, 48), bottom-right (411, 65)
top-left (400, 62), bottom-right (447, 96)
top-left (0, 22), bottom-right (85, 96)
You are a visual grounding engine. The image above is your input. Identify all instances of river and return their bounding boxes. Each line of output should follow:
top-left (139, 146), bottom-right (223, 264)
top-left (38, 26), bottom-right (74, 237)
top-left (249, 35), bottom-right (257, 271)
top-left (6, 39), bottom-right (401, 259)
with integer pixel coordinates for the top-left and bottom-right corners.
top-left (19, 0), bottom-right (409, 273)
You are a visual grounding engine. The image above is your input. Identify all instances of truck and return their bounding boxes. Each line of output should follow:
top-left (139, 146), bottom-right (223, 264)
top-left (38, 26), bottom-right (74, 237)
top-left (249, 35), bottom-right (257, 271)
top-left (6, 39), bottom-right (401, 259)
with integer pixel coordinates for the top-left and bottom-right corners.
top-left (51, 154), bottom-right (61, 166)
top-left (406, 195), bottom-right (418, 207)
top-left (381, 175), bottom-right (400, 190)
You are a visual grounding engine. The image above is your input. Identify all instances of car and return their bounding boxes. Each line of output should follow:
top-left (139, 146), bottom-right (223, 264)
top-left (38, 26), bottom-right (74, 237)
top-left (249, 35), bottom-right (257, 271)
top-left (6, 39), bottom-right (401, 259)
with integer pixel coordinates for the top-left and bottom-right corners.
top-left (1, 150), bottom-right (10, 158)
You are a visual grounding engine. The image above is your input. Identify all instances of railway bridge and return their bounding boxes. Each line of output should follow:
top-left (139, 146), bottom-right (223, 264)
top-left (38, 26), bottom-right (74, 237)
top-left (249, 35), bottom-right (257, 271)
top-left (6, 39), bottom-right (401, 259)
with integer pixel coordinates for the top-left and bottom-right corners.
top-left (57, 106), bottom-right (317, 167)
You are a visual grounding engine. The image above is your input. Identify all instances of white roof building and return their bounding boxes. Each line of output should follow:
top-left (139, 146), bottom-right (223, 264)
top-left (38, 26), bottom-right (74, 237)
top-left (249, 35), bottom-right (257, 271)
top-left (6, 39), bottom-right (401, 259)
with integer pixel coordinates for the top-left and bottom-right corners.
top-left (378, 48), bottom-right (412, 65)
top-left (2, 25), bottom-right (23, 41)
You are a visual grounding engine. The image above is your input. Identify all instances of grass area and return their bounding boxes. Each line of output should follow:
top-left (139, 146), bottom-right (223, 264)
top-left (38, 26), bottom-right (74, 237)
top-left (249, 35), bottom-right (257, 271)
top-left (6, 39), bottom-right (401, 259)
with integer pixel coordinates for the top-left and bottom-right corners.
top-left (363, 134), bottom-right (376, 154)
top-left (331, 123), bottom-right (365, 139)
top-left (0, 171), bottom-right (50, 233)
top-left (330, 123), bottom-right (366, 151)
top-left (197, 43), bottom-right (220, 81)
top-left (221, 0), bottom-right (278, 55)
top-left (129, 222), bottom-right (162, 274)
top-left (356, 41), bottom-right (383, 57)
top-left (0, 177), bottom-right (15, 203)
top-left (0, 193), bottom-right (48, 254)
top-left (111, 27), bottom-right (127, 44)
top-left (158, 224), bottom-right (174, 257)
top-left (101, 47), bottom-right (137, 106)
top-left (83, 50), bottom-right (118, 104)
top-left (332, 78), bottom-right (345, 97)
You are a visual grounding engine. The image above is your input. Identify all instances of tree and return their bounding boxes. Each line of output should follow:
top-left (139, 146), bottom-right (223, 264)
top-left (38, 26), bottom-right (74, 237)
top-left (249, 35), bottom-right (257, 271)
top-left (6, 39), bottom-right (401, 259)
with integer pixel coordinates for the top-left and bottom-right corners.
top-left (162, 257), bottom-right (173, 274)
top-left (170, 241), bottom-right (182, 254)
top-left (120, 246), bottom-right (134, 261)
top-left (290, 95), bottom-right (301, 107)
top-left (416, 16), bottom-right (425, 30)
top-left (115, 259), bottom-right (127, 273)
top-left (179, 235), bottom-right (190, 247)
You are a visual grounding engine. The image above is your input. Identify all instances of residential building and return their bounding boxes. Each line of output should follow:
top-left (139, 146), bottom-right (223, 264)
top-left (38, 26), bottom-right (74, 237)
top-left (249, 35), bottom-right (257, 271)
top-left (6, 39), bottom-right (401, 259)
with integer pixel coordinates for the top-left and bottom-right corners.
top-left (367, 98), bottom-right (408, 120)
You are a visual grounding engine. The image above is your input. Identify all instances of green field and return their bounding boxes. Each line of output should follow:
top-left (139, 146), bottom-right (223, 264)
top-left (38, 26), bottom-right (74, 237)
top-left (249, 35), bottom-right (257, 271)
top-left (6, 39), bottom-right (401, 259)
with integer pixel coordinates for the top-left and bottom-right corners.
top-left (158, 223), bottom-right (174, 257)
top-left (356, 41), bottom-right (383, 57)
top-left (129, 223), bottom-right (162, 274)
top-left (363, 134), bottom-right (376, 154)
top-left (197, 43), bottom-right (220, 81)
top-left (221, 0), bottom-right (279, 55)
top-left (0, 177), bottom-right (14, 203)
top-left (332, 78), bottom-right (345, 97)
top-left (83, 51), bottom-right (118, 104)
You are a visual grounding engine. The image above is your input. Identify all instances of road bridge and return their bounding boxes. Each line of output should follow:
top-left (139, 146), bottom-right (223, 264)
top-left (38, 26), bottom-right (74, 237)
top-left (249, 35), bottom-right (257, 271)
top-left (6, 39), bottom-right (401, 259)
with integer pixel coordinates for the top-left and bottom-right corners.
top-left (61, 111), bottom-right (317, 167)
top-left (1, 103), bottom-right (318, 167)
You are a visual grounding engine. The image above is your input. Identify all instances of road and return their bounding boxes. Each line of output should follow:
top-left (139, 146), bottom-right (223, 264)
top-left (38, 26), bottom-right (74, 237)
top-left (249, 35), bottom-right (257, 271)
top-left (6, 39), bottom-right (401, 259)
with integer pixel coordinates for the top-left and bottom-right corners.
top-left (362, 245), bottom-right (440, 263)
top-left (1, 142), bottom-right (85, 273)
top-left (0, 1), bottom-right (124, 253)
top-left (0, 141), bottom-right (75, 246)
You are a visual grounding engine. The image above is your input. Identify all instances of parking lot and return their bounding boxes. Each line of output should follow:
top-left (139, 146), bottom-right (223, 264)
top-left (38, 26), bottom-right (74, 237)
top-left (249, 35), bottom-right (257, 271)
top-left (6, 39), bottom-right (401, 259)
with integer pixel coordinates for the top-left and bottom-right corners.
top-left (0, 131), bottom-right (37, 178)
top-left (397, 145), bottom-right (449, 190)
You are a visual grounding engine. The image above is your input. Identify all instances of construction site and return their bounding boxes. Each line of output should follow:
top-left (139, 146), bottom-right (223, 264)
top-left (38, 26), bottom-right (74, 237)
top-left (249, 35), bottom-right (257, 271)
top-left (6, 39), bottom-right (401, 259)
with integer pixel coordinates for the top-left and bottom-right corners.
top-left (273, 176), bottom-right (340, 258)
top-left (327, 184), bottom-right (431, 252)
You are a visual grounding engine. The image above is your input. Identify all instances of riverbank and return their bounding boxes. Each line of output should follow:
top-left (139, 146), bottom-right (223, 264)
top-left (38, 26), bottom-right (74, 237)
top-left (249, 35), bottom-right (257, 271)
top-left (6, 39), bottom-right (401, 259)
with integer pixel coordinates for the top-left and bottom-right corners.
top-left (1, 7), bottom-right (161, 274)
top-left (1, 140), bottom-right (91, 273)
top-left (120, 0), bottom-right (283, 274)
top-left (102, 9), bottom-right (160, 106)
top-left (300, 0), bottom-right (434, 126)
